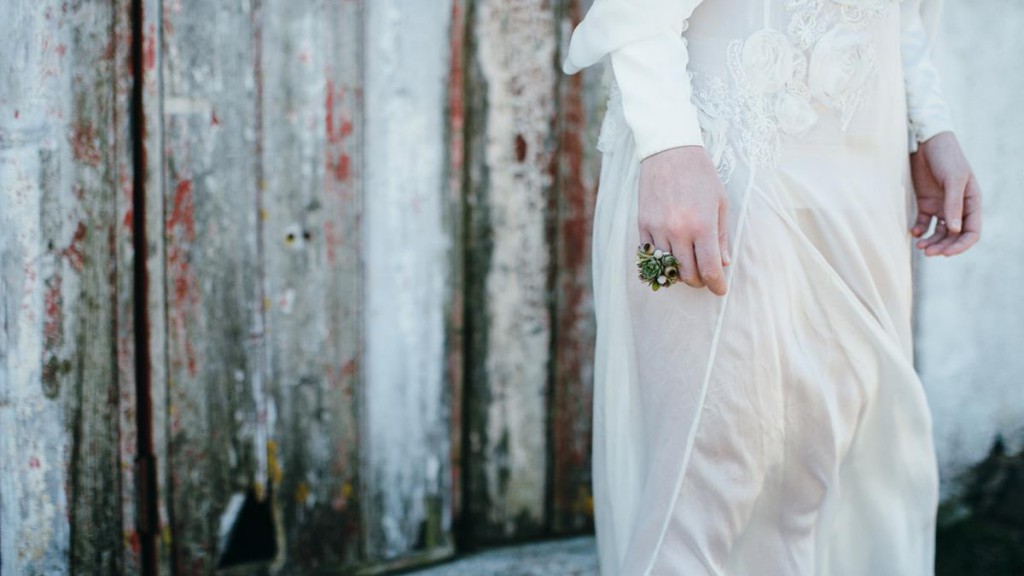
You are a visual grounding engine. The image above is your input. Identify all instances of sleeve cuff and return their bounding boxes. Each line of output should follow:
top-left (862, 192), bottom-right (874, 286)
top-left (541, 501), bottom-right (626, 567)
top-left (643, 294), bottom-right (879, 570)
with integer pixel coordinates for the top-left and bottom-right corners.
top-left (609, 30), bottom-right (704, 162)
top-left (901, 5), bottom-right (955, 152)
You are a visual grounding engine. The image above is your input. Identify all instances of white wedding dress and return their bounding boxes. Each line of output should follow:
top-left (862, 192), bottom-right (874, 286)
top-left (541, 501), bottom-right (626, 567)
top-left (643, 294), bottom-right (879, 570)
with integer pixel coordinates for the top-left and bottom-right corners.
top-left (564, 0), bottom-right (955, 574)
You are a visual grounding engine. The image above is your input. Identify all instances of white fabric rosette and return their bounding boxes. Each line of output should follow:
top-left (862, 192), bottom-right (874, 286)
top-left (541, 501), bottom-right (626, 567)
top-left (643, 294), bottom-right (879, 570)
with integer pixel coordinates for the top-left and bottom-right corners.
top-left (741, 29), bottom-right (797, 93)
top-left (808, 24), bottom-right (877, 107)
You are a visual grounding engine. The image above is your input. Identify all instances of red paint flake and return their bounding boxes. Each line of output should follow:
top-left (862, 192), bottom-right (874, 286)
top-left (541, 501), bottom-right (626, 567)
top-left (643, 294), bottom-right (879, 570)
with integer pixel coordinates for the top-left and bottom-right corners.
top-left (325, 81), bottom-right (355, 184)
top-left (14, 110), bottom-right (19, 119)
top-left (44, 275), bottom-right (62, 342)
top-left (334, 153), bottom-right (351, 181)
top-left (144, 24), bottom-right (156, 71)
top-left (515, 134), bottom-right (528, 162)
top-left (324, 220), bottom-right (337, 265)
top-left (340, 358), bottom-right (356, 378)
top-left (61, 222), bottom-right (87, 272)
top-left (55, 44), bottom-right (67, 57)
top-left (167, 178), bottom-right (200, 377)
top-left (70, 123), bottom-right (102, 167)
top-left (119, 171), bottom-right (134, 231)
top-left (103, 34), bottom-right (117, 65)
top-left (325, 80), bottom-right (338, 139)
top-left (168, 179), bottom-right (196, 249)
top-left (127, 530), bottom-right (141, 555)
top-left (29, 456), bottom-right (40, 469)
top-left (447, 0), bottom-right (465, 185)
top-left (42, 273), bottom-right (64, 386)
top-left (210, 112), bottom-right (220, 126)
top-left (299, 50), bottom-right (310, 64)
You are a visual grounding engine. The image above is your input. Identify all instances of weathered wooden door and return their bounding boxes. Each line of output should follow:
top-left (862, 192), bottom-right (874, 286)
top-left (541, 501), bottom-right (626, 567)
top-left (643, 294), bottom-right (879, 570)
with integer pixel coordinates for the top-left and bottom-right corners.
top-left (0, 0), bottom-right (604, 573)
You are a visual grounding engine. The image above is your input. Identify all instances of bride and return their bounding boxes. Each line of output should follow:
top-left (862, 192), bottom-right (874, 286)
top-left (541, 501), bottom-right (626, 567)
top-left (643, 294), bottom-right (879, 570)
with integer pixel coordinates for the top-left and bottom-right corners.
top-left (563, 0), bottom-right (981, 574)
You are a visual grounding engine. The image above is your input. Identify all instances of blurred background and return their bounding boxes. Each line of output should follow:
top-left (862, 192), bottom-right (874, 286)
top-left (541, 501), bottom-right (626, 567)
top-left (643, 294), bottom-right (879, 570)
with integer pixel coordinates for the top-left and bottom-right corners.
top-left (0, 0), bottom-right (1020, 574)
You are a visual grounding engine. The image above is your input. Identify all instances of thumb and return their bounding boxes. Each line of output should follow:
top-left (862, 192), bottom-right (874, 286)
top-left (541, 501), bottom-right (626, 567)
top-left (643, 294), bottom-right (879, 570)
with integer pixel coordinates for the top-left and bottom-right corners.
top-left (943, 178), bottom-right (965, 233)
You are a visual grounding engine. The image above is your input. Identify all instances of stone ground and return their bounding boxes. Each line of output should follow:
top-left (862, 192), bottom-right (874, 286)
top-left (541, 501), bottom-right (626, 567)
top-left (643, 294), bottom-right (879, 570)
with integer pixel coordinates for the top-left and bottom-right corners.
top-left (401, 536), bottom-right (598, 576)
top-left (395, 517), bottom-right (1024, 576)
top-left (397, 443), bottom-right (1024, 576)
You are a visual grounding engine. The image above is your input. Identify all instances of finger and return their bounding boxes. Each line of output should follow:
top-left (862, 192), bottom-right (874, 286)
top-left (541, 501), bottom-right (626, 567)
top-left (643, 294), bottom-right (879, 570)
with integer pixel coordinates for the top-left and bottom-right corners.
top-left (910, 211), bottom-right (932, 238)
top-left (942, 178), bottom-right (966, 233)
top-left (670, 237), bottom-right (703, 289)
top-left (680, 244), bottom-right (705, 289)
top-left (921, 224), bottom-right (950, 256)
top-left (718, 198), bottom-right (731, 266)
top-left (917, 221), bottom-right (947, 251)
top-left (939, 230), bottom-right (980, 256)
top-left (929, 231), bottom-right (962, 255)
top-left (941, 180), bottom-right (982, 256)
top-left (695, 232), bottom-right (727, 296)
top-left (964, 176), bottom-right (983, 235)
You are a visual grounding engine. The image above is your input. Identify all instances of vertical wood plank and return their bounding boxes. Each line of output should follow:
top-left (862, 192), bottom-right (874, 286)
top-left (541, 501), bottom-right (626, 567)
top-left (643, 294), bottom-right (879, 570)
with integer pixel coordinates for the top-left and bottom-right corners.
top-left (463, 0), bottom-right (560, 544)
top-left (361, 0), bottom-right (457, 565)
top-left (113, 0), bottom-right (153, 571)
top-left (548, 0), bottom-right (603, 535)
top-left (0, 0), bottom-right (127, 572)
top-left (446, 0), bottom-right (469, 548)
top-left (160, 1), bottom-right (266, 571)
top-left (115, 0), bottom-right (176, 571)
top-left (259, 0), bottom-right (365, 569)
top-left (138, 0), bottom-right (175, 571)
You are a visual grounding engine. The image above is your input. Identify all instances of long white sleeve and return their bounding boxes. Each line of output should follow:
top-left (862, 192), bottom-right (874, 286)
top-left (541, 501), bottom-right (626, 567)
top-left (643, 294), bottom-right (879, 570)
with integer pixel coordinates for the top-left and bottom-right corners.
top-left (563, 0), bottom-right (706, 161)
top-left (901, 0), bottom-right (954, 152)
top-left (609, 30), bottom-right (705, 161)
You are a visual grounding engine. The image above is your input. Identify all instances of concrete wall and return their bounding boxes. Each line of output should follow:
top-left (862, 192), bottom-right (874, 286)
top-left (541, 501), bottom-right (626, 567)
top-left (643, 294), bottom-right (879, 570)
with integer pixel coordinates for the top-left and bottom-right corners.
top-left (917, 0), bottom-right (1024, 498)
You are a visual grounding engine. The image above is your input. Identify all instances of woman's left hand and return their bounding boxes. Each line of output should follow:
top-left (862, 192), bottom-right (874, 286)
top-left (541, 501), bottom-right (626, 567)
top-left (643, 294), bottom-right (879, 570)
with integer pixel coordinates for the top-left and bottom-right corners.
top-left (909, 131), bottom-right (982, 256)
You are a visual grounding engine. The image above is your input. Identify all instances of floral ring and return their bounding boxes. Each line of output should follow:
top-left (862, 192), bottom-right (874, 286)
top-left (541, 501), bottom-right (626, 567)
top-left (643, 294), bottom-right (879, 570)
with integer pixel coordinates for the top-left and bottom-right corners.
top-left (636, 242), bottom-right (682, 291)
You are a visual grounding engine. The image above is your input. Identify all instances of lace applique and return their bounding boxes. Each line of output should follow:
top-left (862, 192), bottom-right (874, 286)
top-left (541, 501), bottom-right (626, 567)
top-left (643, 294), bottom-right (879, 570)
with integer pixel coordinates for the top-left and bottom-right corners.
top-left (834, 0), bottom-right (900, 22)
top-left (688, 0), bottom-right (897, 170)
top-left (692, 76), bottom-right (739, 184)
top-left (725, 39), bottom-right (784, 168)
top-left (786, 0), bottom-right (828, 51)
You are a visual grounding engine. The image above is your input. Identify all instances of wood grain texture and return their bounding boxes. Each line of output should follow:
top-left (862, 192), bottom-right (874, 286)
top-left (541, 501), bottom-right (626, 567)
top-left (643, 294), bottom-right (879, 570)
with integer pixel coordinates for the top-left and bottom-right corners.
top-left (361, 0), bottom-right (457, 565)
top-left (0, 0), bottom-right (607, 571)
top-left (260, 0), bottom-right (364, 569)
top-left (0, 0), bottom-right (128, 572)
top-left (462, 0), bottom-right (560, 545)
top-left (137, 0), bottom-right (175, 571)
top-left (160, 0), bottom-right (266, 571)
top-left (548, 0), bottom-right (602, 536)
top-left (445, 0), bottom-right (469, 550)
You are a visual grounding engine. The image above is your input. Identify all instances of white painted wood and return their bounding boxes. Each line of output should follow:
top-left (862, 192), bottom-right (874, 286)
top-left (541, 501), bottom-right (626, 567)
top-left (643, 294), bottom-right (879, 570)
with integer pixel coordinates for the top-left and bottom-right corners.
top-left (363, 0), bottom-right (455, 558)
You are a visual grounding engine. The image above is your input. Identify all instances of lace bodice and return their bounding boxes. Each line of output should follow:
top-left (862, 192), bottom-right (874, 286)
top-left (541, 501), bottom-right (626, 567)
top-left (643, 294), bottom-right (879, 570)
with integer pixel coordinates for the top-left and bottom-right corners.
top-left (566, 0), bottom-right (954, 172)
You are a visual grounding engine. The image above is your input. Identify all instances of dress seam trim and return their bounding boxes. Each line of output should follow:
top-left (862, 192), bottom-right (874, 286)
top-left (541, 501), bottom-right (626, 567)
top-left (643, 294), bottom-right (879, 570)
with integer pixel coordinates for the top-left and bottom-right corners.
top-left (641, 166), bottom-right (758, 576)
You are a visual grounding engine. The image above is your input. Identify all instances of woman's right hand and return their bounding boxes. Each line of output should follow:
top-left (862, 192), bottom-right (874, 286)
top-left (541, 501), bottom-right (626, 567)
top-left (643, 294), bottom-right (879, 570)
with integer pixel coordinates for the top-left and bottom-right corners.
top-left (637, 145), bottom-right (731, 296)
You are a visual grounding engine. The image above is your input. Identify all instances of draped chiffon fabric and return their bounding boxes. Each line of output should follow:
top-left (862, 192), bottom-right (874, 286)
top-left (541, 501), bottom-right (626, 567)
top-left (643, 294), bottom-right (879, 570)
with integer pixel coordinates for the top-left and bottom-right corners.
top-left (572, 1), bottom-right (955, 574)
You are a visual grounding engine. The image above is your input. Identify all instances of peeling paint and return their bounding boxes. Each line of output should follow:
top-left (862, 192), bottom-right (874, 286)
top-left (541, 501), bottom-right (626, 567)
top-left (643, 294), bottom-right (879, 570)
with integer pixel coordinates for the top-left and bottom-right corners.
top-left (464, 0), bottom-right (559, 541)
top-left (363, 0), bottom-right (455, 559)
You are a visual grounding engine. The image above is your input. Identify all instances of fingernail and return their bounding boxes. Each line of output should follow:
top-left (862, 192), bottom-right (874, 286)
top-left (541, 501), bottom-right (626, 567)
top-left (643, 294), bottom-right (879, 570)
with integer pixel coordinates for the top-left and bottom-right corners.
top-left (949, 219), bottom-right (961, 232)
